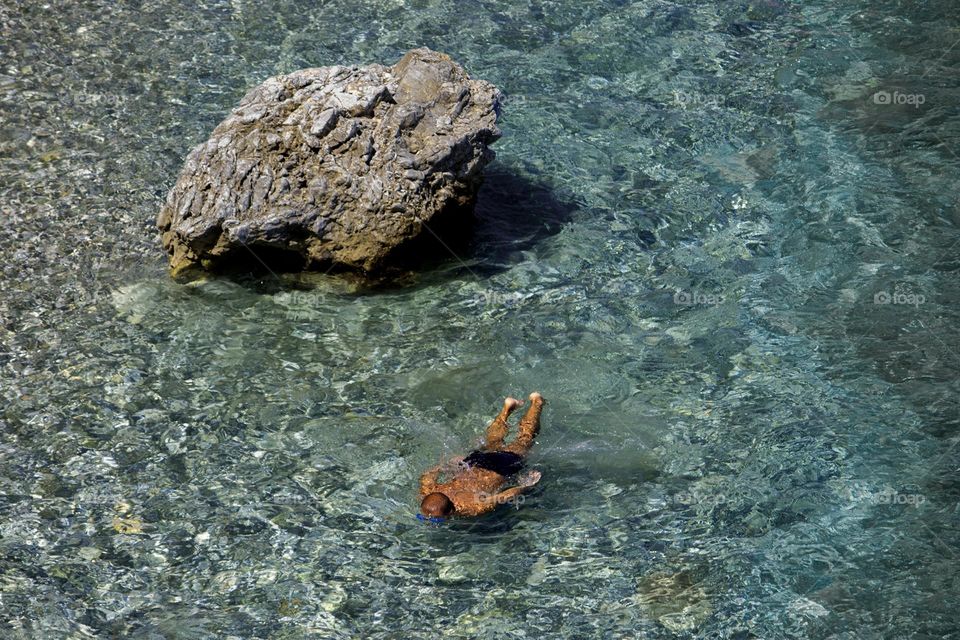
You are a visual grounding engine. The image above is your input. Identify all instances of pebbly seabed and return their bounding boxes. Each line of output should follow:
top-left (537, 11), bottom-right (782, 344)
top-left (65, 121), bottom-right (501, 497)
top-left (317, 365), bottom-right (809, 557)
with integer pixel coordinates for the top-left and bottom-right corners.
top-left (1, 0), bottom-right (958, 638)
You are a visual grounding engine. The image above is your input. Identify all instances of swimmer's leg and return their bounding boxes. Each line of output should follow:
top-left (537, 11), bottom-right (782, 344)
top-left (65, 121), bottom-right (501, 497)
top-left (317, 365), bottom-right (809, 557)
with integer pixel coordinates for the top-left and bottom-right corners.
top-left (504, 392), bottom-right (543, 456)
top-left (485, 397), bottom-right (521, 449)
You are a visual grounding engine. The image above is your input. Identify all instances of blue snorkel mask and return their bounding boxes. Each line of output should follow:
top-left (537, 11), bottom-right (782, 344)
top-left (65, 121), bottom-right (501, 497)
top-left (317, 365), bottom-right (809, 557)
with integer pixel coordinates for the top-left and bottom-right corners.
top-left (416, 513), bottom-right (447, 525)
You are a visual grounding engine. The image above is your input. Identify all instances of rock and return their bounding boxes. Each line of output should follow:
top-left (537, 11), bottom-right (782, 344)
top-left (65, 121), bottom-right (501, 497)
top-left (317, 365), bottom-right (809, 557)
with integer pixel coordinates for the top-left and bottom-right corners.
top-left (157, 48), bottom-right (502, 276)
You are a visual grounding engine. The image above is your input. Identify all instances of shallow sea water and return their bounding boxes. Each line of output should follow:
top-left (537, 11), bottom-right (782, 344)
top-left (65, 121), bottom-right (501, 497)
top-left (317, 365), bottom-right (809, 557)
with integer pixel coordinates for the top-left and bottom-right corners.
top-left (1, 0), bottom-right (959, 638)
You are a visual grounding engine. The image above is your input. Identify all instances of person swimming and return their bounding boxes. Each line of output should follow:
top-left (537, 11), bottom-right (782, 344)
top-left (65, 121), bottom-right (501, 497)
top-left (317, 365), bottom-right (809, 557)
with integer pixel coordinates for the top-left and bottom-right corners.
top-left (418, 392), bottom-right (544, 520)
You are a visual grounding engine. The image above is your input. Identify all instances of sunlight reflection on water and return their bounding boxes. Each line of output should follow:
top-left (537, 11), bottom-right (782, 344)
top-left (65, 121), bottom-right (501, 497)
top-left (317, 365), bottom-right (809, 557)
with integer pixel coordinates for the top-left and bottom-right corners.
top-left (1, 0), bottom-right (958, 637)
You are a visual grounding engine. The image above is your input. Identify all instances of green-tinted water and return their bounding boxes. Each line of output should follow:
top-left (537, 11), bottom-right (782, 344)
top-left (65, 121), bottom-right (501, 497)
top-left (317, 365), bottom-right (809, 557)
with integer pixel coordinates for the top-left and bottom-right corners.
top-left (1, 0), bottom-right (958, 637)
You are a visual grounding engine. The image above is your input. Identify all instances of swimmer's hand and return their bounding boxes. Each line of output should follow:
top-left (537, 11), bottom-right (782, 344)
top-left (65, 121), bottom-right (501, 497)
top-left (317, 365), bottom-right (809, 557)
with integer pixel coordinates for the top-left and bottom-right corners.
top-left (442, 455), bottom-right (466, 471)
top-left (518, 470), bottom-right (542, 488)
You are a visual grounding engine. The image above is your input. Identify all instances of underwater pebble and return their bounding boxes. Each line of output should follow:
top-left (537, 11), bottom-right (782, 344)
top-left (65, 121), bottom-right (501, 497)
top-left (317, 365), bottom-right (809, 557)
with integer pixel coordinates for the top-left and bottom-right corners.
top-left (320, 584), bottom-right (347, 612)
top-left (634, 570), bottom-right (713, 632)
top-left (77, 546), bottom-right (102, 561)
top-left (255, 569), bottom-right (278, 585)
top-left (436, 555), bottom-right (471, 583)
top-left (599, 482), bottom-right (623, 498)
top-left (526, 556), bottom-right (548, 586)
top-left (212, 570), bottom-right (239, 593)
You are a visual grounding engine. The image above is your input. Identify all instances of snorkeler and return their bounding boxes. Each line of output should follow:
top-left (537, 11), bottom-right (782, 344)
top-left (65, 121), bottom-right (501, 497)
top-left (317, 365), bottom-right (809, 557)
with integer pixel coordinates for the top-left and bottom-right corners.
top-left (418, 392), bottom-right (544, 520)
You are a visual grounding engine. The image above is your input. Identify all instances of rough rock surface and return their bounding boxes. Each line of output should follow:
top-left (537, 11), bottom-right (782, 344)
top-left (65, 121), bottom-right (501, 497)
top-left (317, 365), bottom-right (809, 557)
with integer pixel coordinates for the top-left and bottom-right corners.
top-left (157, 48), bottom-right (501, 275)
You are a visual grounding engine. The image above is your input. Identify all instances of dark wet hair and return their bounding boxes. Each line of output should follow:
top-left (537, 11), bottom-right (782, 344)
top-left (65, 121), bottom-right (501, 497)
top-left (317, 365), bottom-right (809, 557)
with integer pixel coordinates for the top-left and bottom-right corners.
top-left (420, 492), bottom-right (454, 517)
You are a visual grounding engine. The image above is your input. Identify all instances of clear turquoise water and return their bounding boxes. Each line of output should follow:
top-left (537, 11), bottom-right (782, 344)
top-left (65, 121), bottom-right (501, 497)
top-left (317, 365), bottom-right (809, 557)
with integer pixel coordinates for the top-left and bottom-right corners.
top-left (2, 0), bottom-right (959, 637)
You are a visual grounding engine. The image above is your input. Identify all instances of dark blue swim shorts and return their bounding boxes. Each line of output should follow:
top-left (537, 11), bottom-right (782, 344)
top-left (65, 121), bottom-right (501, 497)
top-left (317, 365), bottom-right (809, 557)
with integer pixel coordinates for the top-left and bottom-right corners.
top-left (463, 450), bottom-right (524, 476)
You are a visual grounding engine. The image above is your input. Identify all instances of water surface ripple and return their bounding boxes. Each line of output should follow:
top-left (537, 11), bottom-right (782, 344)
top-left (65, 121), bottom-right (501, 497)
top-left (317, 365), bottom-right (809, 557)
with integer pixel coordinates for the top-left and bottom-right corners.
top-left (1, 0), bottom-right (958, 637)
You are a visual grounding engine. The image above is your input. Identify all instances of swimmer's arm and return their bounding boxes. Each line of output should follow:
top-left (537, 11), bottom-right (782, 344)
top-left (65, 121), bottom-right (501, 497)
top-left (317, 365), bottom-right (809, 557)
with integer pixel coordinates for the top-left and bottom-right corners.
top-left (459, 471), bottom-right (542, 516)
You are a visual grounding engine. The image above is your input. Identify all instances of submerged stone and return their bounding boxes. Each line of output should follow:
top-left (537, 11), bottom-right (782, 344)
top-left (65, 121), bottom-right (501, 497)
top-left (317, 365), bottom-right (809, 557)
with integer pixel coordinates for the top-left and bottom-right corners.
top-left (634, 570), bottom-right (713, 632)
top-left (157, 48), bottom-right (502, 277)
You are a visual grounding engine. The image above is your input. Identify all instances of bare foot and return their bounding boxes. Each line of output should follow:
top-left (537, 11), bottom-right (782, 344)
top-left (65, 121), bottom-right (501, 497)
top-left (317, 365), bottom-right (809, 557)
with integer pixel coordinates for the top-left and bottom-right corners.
top-left (529, 391), bottom-right (543, 403)
top-left (504, 397), bottom-right (522, 411)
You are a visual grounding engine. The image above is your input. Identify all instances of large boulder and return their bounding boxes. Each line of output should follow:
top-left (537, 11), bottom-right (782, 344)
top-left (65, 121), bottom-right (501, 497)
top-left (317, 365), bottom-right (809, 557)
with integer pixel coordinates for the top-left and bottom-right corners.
top-left (157, 48), bottom-right (501, 276)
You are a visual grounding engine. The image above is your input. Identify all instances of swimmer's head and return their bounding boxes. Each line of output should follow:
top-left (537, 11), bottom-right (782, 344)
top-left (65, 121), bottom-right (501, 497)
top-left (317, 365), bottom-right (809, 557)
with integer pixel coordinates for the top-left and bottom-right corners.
top-left (420, 492), bottom-right (454, 518)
